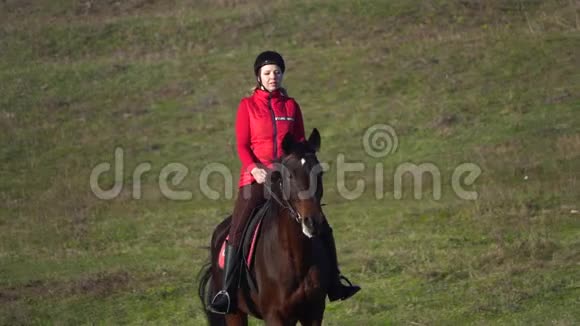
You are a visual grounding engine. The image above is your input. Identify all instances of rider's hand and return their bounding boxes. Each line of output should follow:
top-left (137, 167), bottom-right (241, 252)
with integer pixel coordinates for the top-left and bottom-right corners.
top-left (250, 167), bottom-right (268, 184)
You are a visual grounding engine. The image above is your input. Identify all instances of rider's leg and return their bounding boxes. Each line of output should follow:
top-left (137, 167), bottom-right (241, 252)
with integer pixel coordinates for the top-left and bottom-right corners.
top-left (209, 182), bottom-right (265, 314)
top-left (320, 220), bottom-right (361, 302)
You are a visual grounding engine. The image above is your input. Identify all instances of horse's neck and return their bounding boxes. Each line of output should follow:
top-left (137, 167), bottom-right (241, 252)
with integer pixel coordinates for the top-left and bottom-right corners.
top-left (269, 206), bottom-right (313, 274)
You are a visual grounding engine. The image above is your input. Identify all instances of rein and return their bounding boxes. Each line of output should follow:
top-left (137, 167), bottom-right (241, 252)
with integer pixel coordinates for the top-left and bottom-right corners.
top-left (264, 182), bottom-right (301, 224)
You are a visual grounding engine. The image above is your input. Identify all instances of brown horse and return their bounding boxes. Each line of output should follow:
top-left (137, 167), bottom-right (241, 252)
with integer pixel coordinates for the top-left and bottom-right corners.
top-left (198, 129), bottom-right (330, 325)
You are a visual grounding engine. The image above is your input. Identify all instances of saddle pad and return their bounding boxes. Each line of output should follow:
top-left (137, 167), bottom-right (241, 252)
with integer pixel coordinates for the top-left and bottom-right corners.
top-left (218, 219), bottom-right (263, 269)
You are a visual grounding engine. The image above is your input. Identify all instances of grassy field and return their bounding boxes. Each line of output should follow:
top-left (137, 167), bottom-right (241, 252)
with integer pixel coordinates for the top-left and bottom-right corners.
top-left (1, 0), bottom-right (579, 324)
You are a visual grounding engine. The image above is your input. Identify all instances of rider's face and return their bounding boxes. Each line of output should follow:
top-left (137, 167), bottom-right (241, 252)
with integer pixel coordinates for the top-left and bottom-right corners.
top-left (259, 64), bottom-right (283, 92)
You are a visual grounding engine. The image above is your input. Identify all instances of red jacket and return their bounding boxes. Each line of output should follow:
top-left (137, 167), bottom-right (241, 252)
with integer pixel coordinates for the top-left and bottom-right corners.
top-left (235, 89), bottom-right (306, 187)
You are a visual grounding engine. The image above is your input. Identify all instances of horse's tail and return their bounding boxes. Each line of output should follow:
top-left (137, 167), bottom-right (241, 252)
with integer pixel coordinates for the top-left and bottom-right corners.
top-left (197, 261), bottom-right (211, 311)
top-left (197, 260), bottom-right (226, 326)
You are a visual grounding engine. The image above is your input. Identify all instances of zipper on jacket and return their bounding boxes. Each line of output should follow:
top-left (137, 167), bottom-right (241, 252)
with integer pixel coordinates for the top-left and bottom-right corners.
top-left (267, 92), bottom-right (278, 159)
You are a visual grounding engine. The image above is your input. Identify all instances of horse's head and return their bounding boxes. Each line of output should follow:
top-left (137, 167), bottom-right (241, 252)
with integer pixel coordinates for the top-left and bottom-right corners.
top-left (268, 129), bottom-right (325, 238)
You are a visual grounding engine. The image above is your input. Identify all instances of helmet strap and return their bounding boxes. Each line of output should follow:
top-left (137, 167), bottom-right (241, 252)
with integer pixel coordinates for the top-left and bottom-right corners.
top-left (257, 76), bottom-right (271, 93)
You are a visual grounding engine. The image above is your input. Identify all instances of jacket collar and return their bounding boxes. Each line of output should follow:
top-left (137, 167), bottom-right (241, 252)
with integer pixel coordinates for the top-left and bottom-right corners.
top-left (253, 88), bottom-right (283, 101)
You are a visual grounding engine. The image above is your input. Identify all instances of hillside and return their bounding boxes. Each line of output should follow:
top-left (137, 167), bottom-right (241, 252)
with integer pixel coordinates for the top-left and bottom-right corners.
top-left (1, 0), bottom-right (579, 324)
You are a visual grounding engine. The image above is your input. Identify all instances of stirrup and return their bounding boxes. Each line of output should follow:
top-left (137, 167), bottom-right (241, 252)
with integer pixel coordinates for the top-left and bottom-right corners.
top-left (208, 290), bottom-right (231, 314)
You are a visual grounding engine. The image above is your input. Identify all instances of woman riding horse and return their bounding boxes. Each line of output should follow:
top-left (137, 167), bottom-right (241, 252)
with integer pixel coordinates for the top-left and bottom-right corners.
top-left (208, 51), bottom-right (360, 315)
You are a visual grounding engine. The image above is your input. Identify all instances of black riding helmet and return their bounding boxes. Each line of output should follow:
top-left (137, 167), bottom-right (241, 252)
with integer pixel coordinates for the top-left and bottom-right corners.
top-left (254, 51), bottom-right (285, 76)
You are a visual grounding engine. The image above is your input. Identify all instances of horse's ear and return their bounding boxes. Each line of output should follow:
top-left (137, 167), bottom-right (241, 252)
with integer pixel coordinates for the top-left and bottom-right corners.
top-left (308, 128), bottom-right (321, 152)
top-left (282, 132), bottom-right (296, 154)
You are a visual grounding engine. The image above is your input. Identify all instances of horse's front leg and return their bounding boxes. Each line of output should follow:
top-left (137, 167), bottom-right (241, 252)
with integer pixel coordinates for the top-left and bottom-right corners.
top-left (225, 312), bottom-right (248, 326)
top-left (264, 313), bottom-right (297, 326)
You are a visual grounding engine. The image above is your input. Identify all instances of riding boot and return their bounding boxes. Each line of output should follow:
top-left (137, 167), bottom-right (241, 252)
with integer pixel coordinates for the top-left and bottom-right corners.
top-left (208, 243), bottom-right (239, 314)
top-left (321, 225), bottom-right (361, 302)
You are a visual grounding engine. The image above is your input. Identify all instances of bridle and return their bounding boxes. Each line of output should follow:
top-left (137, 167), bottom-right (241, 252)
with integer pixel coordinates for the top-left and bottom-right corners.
top-left (264, 152), bottom-right (322, 224)
top-left (264, 183), bottom-right (301, 224)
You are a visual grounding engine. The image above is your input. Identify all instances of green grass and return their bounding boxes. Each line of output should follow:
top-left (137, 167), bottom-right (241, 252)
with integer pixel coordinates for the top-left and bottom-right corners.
top-left (1, 0), bottom-right (579, 324)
